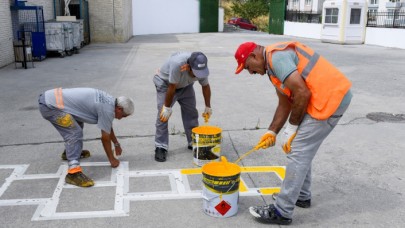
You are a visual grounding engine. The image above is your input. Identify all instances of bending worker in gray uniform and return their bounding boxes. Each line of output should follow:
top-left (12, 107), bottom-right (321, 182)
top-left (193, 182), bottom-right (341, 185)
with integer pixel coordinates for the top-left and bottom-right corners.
top-left (153, 52), bottom-right (212, 162)
top-left (38, 88), bottom-right (134, 187)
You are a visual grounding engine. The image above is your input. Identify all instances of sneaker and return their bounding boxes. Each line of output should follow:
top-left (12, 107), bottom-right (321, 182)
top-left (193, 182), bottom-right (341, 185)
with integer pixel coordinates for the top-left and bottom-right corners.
top-left (155, 147), bottom-right (167, 162)
top-left (65, 171), bottom-right (94, 187)
top-left (61, 150), bottom-right (91, 160)
top-left (249, 204), bottom-right (292, 225)
top-left (272, 193), bottom-right (311, 208)
top-left (187, 143), bottom-right (192, 150)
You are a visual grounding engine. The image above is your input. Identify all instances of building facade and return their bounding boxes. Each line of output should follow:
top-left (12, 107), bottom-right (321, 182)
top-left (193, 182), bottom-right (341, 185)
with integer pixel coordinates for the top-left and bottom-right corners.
top-left (287, 0), bottom-right (405, 12)
top-left (287, 0), bottom-right (326, 13)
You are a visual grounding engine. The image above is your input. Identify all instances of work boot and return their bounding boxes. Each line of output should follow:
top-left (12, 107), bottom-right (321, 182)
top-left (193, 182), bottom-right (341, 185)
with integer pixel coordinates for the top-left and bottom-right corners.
top-left (65, 171), bottom-right (94, 187)
top-left (155, 147), bottom-right (167, 162)
top-left (272, 193), bottom-right (311, 208)
top-left (249, 204), bottom-right (292, 225)
top-left (61, 150), bottom-right (91, 160)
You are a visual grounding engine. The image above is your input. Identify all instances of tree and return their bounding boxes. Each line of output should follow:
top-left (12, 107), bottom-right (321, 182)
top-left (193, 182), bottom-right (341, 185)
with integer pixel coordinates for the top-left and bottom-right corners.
top-left (231, 0), bottom-right (270, 21)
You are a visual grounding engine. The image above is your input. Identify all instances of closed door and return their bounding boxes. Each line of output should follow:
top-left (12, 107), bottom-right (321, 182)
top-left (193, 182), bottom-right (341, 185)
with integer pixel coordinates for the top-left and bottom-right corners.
top-left (269, 0), bottom-right (285, 35)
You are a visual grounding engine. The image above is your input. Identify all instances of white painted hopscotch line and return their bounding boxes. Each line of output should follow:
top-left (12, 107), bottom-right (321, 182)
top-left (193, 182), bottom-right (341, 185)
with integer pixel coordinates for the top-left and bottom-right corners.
top-left (0, 163), bottom-right (285, 221)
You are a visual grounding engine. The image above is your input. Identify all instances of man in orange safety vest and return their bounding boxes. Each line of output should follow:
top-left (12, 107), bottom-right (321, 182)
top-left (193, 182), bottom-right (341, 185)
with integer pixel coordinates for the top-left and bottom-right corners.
top-left (234, 41), bottom-right (352, 225)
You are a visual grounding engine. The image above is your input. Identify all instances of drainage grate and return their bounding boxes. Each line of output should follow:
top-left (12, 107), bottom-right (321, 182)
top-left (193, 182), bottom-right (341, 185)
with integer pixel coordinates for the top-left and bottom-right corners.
top-left (366, 112), bottom-right (405, 123)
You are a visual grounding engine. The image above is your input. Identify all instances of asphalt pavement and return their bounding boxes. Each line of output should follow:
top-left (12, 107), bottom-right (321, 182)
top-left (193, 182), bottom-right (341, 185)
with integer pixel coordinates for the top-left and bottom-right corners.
top-left (0, 31), bottom-right (404, 228)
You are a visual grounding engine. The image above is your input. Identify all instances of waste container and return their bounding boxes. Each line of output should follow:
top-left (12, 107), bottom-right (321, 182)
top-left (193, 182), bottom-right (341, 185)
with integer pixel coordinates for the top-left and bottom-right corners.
top-left (45, 22), bottom-right (66, 57)
top-left (63, 22), bottom-right (74, 56)
top-left (71, 20), bottom-right (83, 53)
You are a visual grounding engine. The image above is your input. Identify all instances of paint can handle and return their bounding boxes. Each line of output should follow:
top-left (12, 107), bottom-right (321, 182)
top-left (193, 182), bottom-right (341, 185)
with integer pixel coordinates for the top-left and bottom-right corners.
top-left (201, 192), bottom-right (221, 202)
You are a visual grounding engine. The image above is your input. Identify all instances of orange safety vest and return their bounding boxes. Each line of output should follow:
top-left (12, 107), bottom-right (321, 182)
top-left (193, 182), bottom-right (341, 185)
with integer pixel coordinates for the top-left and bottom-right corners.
top-left (265, 42), bottom-right (351, 120)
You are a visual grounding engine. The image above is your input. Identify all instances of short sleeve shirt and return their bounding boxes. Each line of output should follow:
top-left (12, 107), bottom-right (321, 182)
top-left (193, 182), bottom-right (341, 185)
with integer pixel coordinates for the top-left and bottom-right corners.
top-left (270, 48), bottom-right (298, 83)
top-left (44, 88), bottom-right (115, 133)
top-left (158, 52), bottom-right (209, 89)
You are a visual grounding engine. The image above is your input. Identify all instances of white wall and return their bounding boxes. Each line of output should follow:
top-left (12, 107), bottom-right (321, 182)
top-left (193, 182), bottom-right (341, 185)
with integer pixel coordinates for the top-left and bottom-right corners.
top-left (284, 21), bottom-right (322, 39)
top-left (89, 0), bottom-right (133, 43)
top-left (0, 0), bottom-right (14, 68)
top-left (218, 7), bottom-right (224, 32)
top-left (365, 27), bottom-right (405, 49)
top-left (132, 0), bottom-right (199, 35)
top-left (25, 0), bottom-right (54, 21)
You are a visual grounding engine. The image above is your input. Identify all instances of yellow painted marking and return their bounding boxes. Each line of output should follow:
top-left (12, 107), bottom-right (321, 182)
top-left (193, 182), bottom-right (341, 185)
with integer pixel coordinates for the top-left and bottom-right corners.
top-left (239, 179), bottom-right (248, 192)
top-left (260, 187), bottom-right (281, 195)
top-left (181, 166), bottom-right (285, 180)
top-left (180, 168), bottom-right (201, 175)
top-left (181, 166), bottom-right (285, 195)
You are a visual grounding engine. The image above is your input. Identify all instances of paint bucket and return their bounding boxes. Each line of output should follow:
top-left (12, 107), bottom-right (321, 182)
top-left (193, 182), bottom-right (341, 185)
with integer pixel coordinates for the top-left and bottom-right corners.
top-left (201, 156), bottom-right (241, 218)
top-left (191, 126), bottom-right (222, 167)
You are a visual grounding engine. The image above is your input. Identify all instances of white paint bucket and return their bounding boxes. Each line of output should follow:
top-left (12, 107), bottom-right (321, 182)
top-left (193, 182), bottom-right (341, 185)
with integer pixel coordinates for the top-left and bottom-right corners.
top-left (201, 156), bottom-right (241, 218)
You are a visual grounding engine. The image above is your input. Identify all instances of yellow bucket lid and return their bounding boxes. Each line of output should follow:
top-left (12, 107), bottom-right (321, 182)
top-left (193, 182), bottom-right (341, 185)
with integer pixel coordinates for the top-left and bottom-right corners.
top-left (192, 126), bottom-right (222, 135)
top-left (202, 156), bottom-right (241, 177)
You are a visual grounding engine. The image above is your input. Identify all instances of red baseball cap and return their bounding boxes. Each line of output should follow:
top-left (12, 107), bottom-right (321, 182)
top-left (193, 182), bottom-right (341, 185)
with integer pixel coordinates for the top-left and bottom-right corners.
top-left (234, 42), bottom-right (257, 74)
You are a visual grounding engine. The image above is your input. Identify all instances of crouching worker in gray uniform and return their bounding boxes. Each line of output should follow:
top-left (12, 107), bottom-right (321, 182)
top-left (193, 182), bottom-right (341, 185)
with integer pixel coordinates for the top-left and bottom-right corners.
top-left (154, 52), bottom-right (212, 162)
top-left (38, 88), bottom-right (134, 187)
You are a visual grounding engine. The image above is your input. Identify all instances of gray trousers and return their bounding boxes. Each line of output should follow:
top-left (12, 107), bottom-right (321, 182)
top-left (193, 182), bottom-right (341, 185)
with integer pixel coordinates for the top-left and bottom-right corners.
top-left (275, 103), bottom-right (350, 219)
top-left (153, 75), bottom-right (199, 150)
top-left (38, 94), bottom-right (83, 169)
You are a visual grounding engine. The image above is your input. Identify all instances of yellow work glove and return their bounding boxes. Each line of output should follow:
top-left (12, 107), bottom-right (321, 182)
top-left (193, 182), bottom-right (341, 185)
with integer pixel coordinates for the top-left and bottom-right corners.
top-left (202, 107), bottom-right (212, 123)
top-left (159, 106), bottom-right (172, 122)
top-left (255, 130), bottom-right (277, 150)
top-left (281, 122), bottom-right (298, 153)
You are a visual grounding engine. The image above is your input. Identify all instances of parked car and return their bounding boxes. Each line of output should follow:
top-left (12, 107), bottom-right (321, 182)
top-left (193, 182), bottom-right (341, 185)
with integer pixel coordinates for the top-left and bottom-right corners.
top-left (227, 17), bottom-right (257, 31)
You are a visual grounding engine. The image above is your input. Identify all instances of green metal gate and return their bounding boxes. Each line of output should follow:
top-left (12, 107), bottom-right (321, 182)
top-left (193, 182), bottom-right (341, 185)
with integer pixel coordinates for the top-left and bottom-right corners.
top-left (269, 0), bottom-right (285, 35)
top-left (200, 0), bottom-right (218, 33)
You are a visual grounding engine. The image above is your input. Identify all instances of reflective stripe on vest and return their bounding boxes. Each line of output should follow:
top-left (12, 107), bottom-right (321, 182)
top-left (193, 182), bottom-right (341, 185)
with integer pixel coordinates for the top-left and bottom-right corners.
top-left (265, 42), bottom-right (351, 120)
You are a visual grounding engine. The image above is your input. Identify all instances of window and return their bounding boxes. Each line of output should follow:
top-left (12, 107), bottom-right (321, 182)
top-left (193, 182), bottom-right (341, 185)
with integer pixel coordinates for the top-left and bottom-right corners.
top-left (369, 9), bottom-right (377, 14)
top-left (325, 8), bottom-right (339, 23)
top-left (350, 9), bottom-right (361, 24)
top-left (368, 9), bottom-right (377, 21)
top-left (370, 0), bottom-right (378, 4)
top-left (292, 0), bottom-right (299, 6)
top-left (305, 0), bottom-right (312, 5)
top-left (387, 9), bottom-right (395, 19)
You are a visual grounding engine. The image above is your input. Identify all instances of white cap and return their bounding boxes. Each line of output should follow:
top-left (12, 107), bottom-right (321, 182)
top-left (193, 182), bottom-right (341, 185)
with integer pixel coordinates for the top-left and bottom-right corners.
top-left (116, 96), bottom-right (134, 116)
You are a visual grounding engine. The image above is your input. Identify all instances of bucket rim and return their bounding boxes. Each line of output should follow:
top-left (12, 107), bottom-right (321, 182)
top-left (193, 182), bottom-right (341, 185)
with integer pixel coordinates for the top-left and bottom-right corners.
top-left (202, 156), bottom-right (241, 177)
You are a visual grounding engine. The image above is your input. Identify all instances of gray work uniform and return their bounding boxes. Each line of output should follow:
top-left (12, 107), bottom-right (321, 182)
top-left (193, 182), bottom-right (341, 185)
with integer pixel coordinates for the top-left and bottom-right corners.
top-left (38, 88), bottom-right (115, 169)
top-left (154, 52), bottom-right (209, 150)
top-left (267, 50), bottom-right (353, 219)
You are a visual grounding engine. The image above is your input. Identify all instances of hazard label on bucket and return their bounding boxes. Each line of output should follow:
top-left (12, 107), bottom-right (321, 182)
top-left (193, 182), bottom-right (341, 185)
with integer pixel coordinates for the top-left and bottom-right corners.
top-left (215, 200), bottom-right (231, 216)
